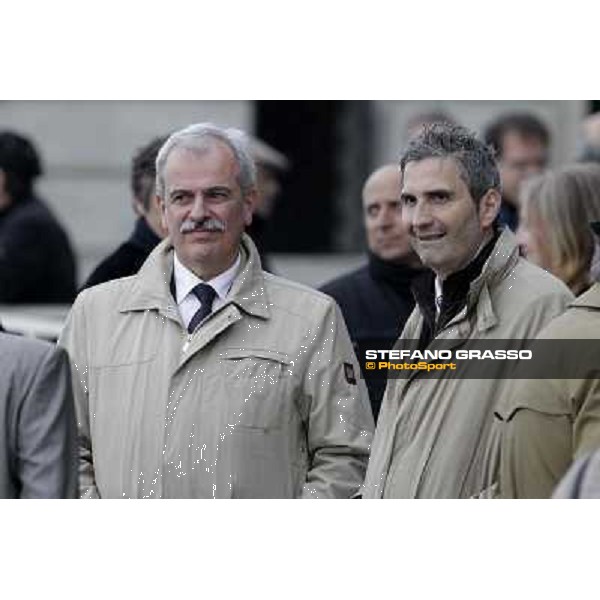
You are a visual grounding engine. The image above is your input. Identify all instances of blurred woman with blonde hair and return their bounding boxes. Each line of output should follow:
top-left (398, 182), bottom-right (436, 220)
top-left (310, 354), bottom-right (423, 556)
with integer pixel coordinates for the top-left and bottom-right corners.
top-left (517, 163), bottom-right (600, 295)
top-left (501, 166), bottom-right (600, 499)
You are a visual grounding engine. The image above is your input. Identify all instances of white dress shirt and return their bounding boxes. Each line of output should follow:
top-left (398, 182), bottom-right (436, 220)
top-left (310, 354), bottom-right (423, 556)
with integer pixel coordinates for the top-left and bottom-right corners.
top-left (434, 277), bottom-right (443, 319)
top-left (173, 252), bottom-right (241, 331)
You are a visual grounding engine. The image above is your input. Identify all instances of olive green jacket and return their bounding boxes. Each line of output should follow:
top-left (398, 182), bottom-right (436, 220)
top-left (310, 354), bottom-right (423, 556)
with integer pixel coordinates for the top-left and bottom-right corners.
top-left (499, 283), bottom-right (600, 498)
top-left (60, 234), bottom-right (374, 498)
top-left (362, 229), bottom-right (573, 498)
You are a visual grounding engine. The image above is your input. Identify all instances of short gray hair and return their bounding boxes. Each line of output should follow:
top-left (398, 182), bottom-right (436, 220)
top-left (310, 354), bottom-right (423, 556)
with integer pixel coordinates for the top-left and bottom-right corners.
top-left (400, 122), bottom-right (501, 203)
top-left (155, 122), bottom-right (257, 198)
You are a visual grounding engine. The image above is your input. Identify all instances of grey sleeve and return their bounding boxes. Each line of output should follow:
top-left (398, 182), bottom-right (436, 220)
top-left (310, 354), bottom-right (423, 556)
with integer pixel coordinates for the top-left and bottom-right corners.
top-left (17, 345), bottom-right (78, 499)
top-left (552, 451), bottom-right (600, 499)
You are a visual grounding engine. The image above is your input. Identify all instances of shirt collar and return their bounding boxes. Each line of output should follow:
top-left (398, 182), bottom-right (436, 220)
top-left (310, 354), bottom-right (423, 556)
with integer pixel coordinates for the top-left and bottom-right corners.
top-left (434, 277), bottom-right (443, 316)
top-left (173, 252), bottom-right (241, 305)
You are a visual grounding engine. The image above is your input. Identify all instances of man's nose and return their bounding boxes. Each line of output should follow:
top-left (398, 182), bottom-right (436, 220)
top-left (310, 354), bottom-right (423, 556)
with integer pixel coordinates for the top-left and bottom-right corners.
top-left (411, 201), bottom-right (433, 229)
top-left (189, 193), bottom-right (208, 219)
top-left (376, 205), bottom-right (394, 228)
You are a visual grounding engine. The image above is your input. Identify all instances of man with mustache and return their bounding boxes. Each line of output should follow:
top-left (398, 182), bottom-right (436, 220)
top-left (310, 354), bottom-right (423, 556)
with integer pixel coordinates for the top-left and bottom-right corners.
top-left (361, 123), bottom-right (572, 498)
top-left (59, 122), bottom-right (373, 499)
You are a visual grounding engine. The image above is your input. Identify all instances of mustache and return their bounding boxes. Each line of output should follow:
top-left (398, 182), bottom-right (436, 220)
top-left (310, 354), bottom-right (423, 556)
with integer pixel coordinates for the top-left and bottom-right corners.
top-left (179, 218), bottom-right (226, 234)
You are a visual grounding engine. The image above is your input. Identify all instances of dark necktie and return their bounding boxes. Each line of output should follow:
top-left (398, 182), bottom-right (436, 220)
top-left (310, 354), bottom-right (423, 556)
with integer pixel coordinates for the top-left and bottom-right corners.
top-left (187, 283), bottom-right (217, 333)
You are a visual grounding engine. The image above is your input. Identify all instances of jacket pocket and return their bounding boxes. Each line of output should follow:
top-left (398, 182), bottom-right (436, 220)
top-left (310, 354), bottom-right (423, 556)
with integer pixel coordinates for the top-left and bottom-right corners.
top-left (494, 378), bottom-right (571, 422)
top-left (89, 315), bottom-right (159, 367)
top-left (218, 348), bottom-right (293, 430)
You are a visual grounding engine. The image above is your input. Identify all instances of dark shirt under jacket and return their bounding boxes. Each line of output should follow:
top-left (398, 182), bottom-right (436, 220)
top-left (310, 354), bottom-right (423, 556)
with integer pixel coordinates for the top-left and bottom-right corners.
top-left (321, 253), bottom-right (423, 421)
top-left (412, 231), bottom-right (500, 351)
top-left (82, 217), bottom-right (161, 290)
top-left (246, 215), bottom-right (273, 273)
top-left (0, 195), bottom-right (77, 304)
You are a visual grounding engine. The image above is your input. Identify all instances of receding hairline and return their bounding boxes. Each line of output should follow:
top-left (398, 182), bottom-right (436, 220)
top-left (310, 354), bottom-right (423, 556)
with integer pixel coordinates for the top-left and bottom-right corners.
top-left (400, 154), bottom-right (472, 187)
top-left (155, 123), bottom-right (257, 198)
top-left (164, 137), bottom-right (237, 163)
top-left (159, 138), bottom-right (242, 192)
top-left (362, 164), bottom-right (401, 202)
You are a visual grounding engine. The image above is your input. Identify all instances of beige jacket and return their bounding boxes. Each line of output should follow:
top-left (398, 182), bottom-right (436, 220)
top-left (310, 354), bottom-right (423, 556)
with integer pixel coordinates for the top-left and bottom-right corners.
top-left (499, 283), bottom-right (600, 498)
top-left (60, 234), bottom-right (374, 498)
top-left (362, 229), bottom-right (573, 498)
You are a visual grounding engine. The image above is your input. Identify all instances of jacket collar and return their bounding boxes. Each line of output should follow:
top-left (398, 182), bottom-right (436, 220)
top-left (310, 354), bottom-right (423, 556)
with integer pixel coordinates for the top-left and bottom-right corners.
top-left (412, 227), bottom-right (519, 338)
top-left (468, 227), bottom-right (519, 295)
top-left (570, 281), bottom-right (600, 310)
top-left (118, 233), bottom-right (271, 320)
top-left (465, 227), bottom-right (520, 331)
top-left (367, 251), bottom-right (424, 288)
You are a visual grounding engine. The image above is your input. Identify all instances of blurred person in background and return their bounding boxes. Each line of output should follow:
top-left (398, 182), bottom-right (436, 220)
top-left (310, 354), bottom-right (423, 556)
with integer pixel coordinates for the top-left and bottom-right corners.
top-left (0, 326), bottom-right (77, 498)
top-left (484, 113), bottom-right (550, 232)
top-left (245, 136), bottom-right (289, 272)
top-left (577, 112), bottom-right (600, 279)
top-left (321, 164), bottom-right (423, 421)
top-left (578, 110), bottom-right (600, 163)
top-left (499, 221), bottom-right (600, 498)
top-left (82, 136), bottom-right (167, 289)
top-left (0, 131), bottom-right (77, 303)
top-left (517, 163), bottom-right (600, 296)
top-left (578, 112), bottom-right (600, 280)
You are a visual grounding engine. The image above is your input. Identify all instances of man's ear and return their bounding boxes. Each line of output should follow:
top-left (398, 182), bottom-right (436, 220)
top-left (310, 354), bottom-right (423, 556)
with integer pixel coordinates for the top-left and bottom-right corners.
top-left (479, 189), bottom-right (501, 229)
top-left (157, 195), bottom-right (168, 230)
top-left (145, 193), bottom-right (169, 239)
top-left (132, 197), bottom-right (144, 217)
top-left (243, 188), bottom-right (257, 227)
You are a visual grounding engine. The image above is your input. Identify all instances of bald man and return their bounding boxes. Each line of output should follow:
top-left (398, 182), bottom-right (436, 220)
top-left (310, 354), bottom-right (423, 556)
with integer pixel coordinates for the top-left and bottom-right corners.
top-left (321, 165), bottom-right (423, 420)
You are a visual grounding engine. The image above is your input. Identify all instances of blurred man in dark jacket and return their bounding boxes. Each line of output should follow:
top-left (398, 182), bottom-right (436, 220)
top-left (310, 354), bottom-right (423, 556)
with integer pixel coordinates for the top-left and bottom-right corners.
top-left (483, 113), bottom-right (550, 231)
top-left (321, 165), bottom-right (423, 420)
top-left (0, 131), bottom-right (77, 303)
top-left (83, 136), bottom-right (167, 289)
top-left (245, 136), bottom-right (289, 273)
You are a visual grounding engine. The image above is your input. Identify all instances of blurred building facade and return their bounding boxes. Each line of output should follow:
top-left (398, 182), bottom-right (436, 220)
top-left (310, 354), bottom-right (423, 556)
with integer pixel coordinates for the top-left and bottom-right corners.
top-left (0, 100), bottom-right (588, 287)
